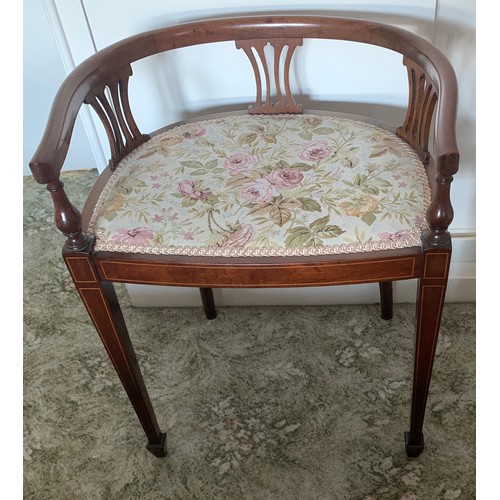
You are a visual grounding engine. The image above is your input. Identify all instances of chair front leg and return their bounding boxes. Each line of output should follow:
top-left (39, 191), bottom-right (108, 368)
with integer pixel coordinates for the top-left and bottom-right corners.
top-left (64, 252), bottom-right (167, 457)
top-left (405, 248), bottom-right (451, 457)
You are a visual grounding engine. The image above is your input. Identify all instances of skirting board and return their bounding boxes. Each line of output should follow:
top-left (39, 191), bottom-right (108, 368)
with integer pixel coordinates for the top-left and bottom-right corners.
top-left (126, 234), bottom-right (476, 307)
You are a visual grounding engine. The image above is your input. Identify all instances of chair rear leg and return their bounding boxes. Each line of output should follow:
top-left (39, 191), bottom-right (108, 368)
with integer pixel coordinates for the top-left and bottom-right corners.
top-left (200, 287), bottom-right (217, 319)
top-left (64, 253), bottom-right (167, 457)
top-left (379, 281), bottom-right (393, 320)
top-left (405, 249), bottom-right (450, 457)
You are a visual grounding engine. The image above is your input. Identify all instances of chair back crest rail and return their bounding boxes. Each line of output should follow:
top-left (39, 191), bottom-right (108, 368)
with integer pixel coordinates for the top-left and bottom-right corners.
top-left (29, 15), bottom-right (459, 250)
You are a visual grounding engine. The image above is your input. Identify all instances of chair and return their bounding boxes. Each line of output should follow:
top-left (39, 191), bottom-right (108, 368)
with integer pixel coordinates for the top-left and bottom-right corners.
top-left (29, 15), bottom-right (459, 458)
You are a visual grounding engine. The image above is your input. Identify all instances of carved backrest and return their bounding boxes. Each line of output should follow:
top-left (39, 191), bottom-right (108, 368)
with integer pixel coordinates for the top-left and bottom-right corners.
top-left (84, 65), bottom-right (149, 169)
top-left (397, 57), bottom-right (438, 164)
top-left (235, 38), bottom-right (303, 114)
top-left (86, 37), bottom-right (438, 168)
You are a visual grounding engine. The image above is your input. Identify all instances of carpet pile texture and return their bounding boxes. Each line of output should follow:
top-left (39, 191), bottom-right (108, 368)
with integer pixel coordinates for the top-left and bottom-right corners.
top-left (24, 170), bottom-right (475, 499)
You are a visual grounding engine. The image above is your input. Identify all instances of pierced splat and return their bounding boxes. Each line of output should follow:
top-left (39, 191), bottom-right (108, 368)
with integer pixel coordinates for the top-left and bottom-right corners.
top-left (236, 38), bottom-right (303, 114)
top-left (85, 65), bottom-right (149, 169)
top-left (397, 57), bottom-right (438, 164)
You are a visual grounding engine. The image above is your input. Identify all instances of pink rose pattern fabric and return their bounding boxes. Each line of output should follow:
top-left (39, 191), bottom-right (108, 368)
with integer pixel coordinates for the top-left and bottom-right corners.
top-left (240, 179), bottom-right (280, 204)
top-left (224, 154), bottom-right (259, 173)
top-left (298, 140), bottom-right (333, 161)
top-left (266, 168), bottom-right (304, 188)
top-left (178, 179), bottom-right (213, 201)
top-left (89, 114), bottom-right (430, 256)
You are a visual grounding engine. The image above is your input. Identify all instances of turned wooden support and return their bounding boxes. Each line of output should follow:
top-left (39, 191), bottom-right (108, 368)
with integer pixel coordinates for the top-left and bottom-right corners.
top-left (423, 175), bottom-right (454, 247)
top-left (46, 179), bottom-right (92, 251)
top-left (423, 151), bottom-right (459, 247)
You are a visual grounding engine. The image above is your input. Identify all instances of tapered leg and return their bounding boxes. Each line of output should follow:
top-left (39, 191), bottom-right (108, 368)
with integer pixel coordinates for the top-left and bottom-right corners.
top-left (200, 287), bottom-right (217, 320)
top-left (379, 281), bottom-right (393, 320)
top-left (405, 248), bottom-right (451, 457)
top-left (64, 252), bottom-right (167, 457)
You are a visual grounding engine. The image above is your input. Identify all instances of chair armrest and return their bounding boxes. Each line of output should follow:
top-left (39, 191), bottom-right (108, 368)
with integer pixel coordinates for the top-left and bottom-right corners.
top-left (29, 69), bottom-right (94, 184)
top-left (433, 50), bottom-right (460, 177)
top-left (427, 53), bottom-right (459, 246)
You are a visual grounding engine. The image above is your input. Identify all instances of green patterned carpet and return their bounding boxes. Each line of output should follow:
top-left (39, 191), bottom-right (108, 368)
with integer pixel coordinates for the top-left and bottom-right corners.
top-left (24, 170), bottom-right (475, 499)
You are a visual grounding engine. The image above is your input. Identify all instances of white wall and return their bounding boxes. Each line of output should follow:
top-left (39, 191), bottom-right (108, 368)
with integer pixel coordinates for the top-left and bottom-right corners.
top-left (23, 0), bottom-right (96, 174)
top-left (433, 0), bottom-right (476, 233)
top-left (24, 0), bottom-right (475, 304)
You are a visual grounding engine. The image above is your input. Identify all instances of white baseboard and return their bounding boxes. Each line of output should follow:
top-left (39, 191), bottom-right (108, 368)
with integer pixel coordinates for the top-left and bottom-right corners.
top-left (126, 233), bottom-right (476, 307)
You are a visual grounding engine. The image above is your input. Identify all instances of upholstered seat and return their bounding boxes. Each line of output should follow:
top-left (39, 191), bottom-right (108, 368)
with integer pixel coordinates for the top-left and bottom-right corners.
top-left (89, 114), bottom-right (429, 257)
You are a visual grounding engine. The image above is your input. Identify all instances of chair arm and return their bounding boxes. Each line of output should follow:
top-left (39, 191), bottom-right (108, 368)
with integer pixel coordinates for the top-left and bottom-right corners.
top-left (395, 46), bottom-right (459, 247)
top-left (426, 59), bottom-right (460, 246)
top-left (29, 65), bottom-right (104, 250)
top-left (433, 52), bottom-right (460, 178)
top-left (29, 70), bottom-right (95, 184)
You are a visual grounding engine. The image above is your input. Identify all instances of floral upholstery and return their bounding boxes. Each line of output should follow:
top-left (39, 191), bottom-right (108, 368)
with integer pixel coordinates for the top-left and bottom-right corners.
top-left (88, 114), bottom-right (430, 257)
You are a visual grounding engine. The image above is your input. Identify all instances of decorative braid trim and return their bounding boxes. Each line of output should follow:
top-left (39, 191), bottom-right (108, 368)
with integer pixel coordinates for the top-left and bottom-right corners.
top-left (88, 114), bottom-right (431, 258)
top-left (92, 227), bottom-right (423, 256)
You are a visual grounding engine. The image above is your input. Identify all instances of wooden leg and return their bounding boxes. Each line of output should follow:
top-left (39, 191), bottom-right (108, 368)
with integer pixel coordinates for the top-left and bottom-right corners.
top-left (405, 249), bottom-right (451, 457)
top-left (64, 253), bottom-right (167, 457)
top-left (200, 287), bottom-right (217, 320)
top-left (378, 281), bottom-right (393, 320)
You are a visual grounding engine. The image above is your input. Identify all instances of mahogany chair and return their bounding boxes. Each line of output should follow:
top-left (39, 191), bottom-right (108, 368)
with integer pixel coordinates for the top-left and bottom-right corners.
top-left (29, 15), bottom-right (459, 458)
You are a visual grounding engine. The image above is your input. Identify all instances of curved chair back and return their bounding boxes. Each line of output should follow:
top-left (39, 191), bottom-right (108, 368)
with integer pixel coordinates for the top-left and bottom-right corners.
top-left (30, 16), bottom-right (458, 184)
